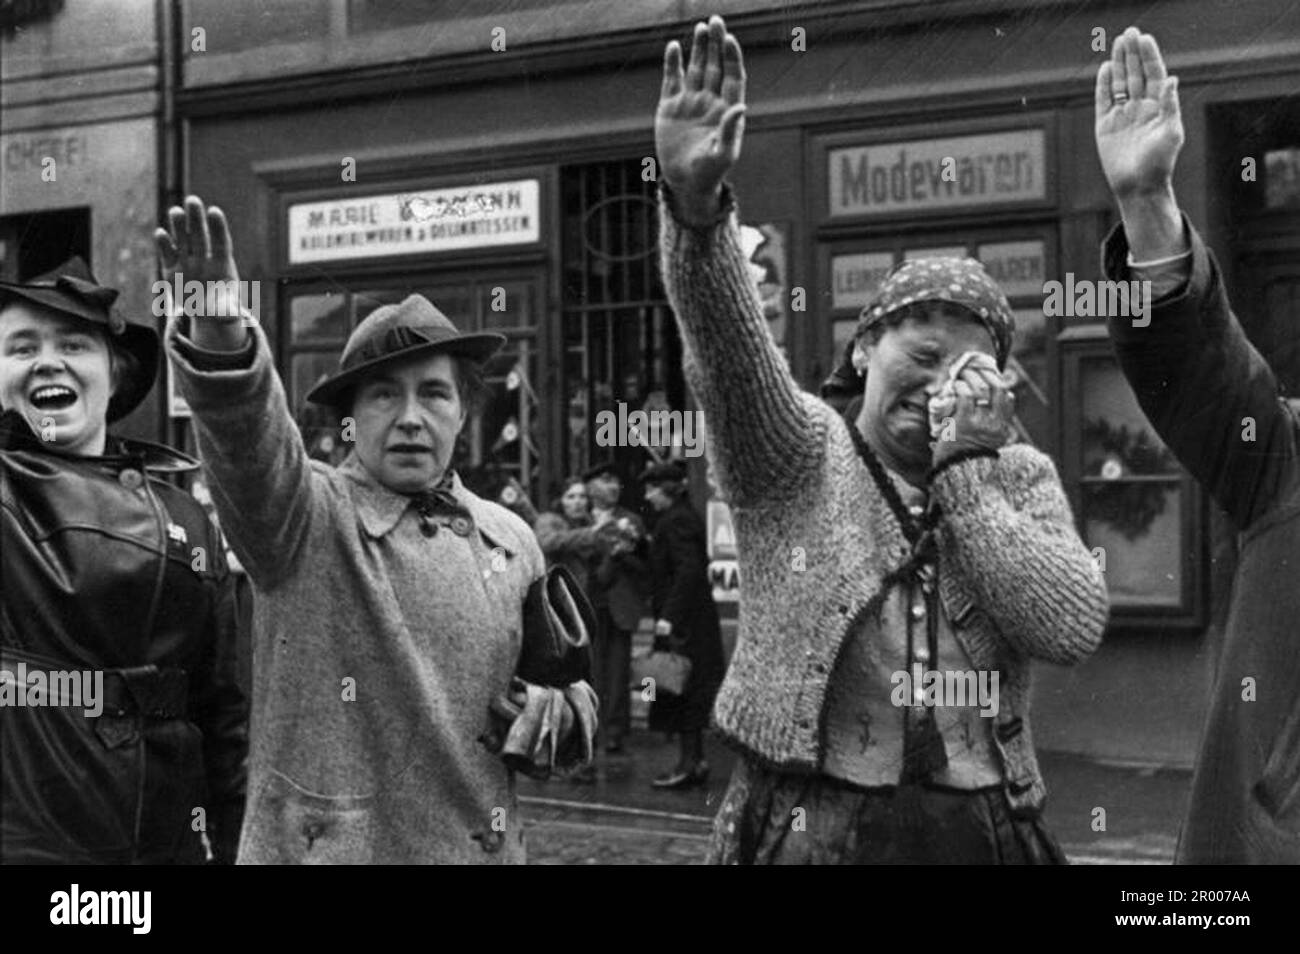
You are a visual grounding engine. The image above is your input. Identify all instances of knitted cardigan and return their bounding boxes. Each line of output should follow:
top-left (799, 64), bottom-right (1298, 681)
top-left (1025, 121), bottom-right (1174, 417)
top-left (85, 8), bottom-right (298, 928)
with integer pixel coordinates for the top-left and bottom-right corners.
top-left (658, 185), bottom-right (1109, 813)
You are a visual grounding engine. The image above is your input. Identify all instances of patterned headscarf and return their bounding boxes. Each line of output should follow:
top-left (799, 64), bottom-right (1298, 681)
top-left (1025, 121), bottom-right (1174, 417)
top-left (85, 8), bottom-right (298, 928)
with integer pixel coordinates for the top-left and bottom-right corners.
top-left (822, 256), bottom-right (1015, 406)
top-left (857, 257), bottom-right (1015, 369)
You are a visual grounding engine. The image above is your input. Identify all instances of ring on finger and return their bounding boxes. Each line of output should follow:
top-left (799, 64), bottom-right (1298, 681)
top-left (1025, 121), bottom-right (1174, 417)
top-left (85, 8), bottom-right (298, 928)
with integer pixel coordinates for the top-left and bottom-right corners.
top-left (1113, 91), bottom-right (1130, 104)
top-left (974, 398), bottom-right (992, 408)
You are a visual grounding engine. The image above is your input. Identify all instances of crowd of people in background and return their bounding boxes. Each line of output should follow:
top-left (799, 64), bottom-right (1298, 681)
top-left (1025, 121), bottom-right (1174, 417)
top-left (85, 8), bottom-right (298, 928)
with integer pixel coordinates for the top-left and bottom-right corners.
top-left (533, 459), bottom-right (723, 789)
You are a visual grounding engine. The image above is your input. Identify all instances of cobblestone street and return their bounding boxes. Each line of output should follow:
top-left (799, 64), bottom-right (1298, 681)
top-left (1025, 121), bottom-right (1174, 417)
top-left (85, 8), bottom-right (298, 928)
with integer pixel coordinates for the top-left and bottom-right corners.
top-left (518, 731), bottom-right (1188, 864)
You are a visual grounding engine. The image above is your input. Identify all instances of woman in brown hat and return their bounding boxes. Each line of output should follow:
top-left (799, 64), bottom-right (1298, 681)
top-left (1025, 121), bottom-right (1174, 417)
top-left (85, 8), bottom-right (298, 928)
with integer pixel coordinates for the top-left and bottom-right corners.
top-left (157, 196), bottom-right (596, 863)
top-left (0, 257), bottom-right (247, 864)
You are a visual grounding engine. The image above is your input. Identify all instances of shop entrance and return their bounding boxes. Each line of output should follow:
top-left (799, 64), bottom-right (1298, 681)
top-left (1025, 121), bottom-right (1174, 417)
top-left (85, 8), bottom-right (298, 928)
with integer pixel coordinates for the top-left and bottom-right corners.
top-left (558, 157), bottom-right (686, 512)
top-left (1214, 95), bottom-right (1300, 395)
top-left (280, 266), bottom-right (545, 508)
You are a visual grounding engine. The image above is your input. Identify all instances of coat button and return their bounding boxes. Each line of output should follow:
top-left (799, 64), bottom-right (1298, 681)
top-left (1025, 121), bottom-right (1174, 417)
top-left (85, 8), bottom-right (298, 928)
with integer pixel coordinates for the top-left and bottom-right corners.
top-left (450, 516), bottom-right (472, 537)
top-left (119, 468), bottom-right (143, 490)
top-left (910, 603), bottom-right (926, 621)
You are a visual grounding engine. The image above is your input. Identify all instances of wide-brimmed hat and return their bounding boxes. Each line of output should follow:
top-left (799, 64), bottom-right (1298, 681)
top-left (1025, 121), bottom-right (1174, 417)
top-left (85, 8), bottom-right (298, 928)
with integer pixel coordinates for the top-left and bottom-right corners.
top-left (641, 460), bottom-right (688, 486)
top-left (581, 461), bottom-right (621, 483)
top-left (0, 256), bottom-right (159, 422)
top-left (305, 294), bottom-right (505, 409)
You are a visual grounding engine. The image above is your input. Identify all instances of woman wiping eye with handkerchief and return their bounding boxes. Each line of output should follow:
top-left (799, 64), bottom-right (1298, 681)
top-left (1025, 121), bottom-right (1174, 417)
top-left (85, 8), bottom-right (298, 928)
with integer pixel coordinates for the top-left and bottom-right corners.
top-left (654, 15), bottom-right (1108, 864)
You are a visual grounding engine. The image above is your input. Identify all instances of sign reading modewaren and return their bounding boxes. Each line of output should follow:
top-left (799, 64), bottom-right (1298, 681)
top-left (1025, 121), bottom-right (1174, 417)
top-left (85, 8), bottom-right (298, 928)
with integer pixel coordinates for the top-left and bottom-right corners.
top-left (829, 129), bottom-right (1047, 217)
top-left (287, 179), bottom-right (540, 264)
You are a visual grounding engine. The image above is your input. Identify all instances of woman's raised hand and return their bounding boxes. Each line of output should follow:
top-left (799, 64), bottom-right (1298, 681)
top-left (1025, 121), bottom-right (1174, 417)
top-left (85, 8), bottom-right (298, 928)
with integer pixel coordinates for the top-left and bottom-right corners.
top-left (154, 195), bottom-right (249, 351)
top-left (655, 15), bottom-right (747, 226)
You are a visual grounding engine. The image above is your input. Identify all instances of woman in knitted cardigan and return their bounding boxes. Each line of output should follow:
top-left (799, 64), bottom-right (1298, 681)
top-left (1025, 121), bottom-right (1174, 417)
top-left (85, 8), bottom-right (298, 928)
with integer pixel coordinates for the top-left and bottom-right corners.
top-left (655, 17), bottom-right (1109, 864)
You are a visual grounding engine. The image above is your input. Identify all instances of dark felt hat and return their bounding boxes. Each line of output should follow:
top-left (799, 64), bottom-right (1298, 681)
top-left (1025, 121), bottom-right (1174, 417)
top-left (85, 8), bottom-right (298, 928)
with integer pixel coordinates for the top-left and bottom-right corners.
top-left (0, 256), bottom-right (159, 422)
top-left (305, 294), bottom-right (504, 408)
top-left (581, 460), bottom-right (620, 483)
top-left (641, 460), bottom-right (688, 485)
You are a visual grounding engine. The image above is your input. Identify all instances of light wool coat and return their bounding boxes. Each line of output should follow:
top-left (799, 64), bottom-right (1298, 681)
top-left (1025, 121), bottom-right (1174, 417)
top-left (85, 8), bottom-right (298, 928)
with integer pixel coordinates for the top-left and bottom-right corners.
top-left (168, 321), bottom-right (544, 864)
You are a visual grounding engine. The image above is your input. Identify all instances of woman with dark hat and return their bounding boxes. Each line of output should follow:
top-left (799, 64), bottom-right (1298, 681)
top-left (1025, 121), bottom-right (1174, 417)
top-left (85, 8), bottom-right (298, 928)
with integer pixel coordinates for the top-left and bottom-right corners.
top-left (0, 257), bottom-right (248, 864)
top-left (641, 460), bottom-right (724, 789)
top-left (654, 18), bottom-right (1107, 863)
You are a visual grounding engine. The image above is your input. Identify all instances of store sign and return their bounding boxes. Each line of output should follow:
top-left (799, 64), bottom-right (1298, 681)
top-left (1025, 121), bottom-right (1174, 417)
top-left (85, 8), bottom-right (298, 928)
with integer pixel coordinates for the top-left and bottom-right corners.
top-left (831, 252), bottom-right (894, 311)
top-left (287, 178), bottom-right (540, 264)
top-left (829, 128), bottom-right (1047, 217)
top-left (978, 240), bottom-right (1046, 299)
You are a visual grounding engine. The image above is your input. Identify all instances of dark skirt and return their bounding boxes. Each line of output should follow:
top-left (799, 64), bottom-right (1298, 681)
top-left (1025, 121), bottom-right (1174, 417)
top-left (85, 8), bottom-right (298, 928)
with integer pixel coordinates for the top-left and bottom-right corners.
top-left (647, 624), bottom-right (724, 735)
top-left (707, 758), bottom-right (1067, 865)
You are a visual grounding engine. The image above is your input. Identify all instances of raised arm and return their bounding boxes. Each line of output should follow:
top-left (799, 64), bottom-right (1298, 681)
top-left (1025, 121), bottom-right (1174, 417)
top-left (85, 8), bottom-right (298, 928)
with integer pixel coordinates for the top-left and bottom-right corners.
top-left (1095, 29), bottom-right (1298, 530)
top-left (655, 17), bottom-right (823, 506)
top-left (156, 197), bottom-right (316, 588)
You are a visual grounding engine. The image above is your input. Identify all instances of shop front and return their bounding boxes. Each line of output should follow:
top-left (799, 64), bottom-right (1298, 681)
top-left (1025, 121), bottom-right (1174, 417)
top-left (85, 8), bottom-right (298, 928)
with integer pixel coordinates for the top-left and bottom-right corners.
top-left (173, 0), bottom-right (1300, 766)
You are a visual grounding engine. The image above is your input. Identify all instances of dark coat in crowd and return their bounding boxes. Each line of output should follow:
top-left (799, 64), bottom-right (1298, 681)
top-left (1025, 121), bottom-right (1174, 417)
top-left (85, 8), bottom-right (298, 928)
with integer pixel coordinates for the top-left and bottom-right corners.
top-left (588, 506), bottom-right (650, 632)
top-left (1105, 222), bottom-right (1300, 864)
top-left (0, 411), bottom-right (248, 864)
top-left (646, 495), bottom-right (724, 734)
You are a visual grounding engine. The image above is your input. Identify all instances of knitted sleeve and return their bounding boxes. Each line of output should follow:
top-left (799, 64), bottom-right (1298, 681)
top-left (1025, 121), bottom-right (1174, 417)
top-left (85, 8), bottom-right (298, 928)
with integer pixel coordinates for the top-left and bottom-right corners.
top-left (930, 443), bottom-right (1108, 665)
top-left (657, 184), bottom-right (825, 506)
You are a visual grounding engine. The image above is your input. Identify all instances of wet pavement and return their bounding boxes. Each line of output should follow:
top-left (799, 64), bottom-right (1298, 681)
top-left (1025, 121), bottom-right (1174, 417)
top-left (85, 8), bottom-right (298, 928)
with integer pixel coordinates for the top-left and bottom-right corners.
top-left (520, 729), bottom-right (1191, 864)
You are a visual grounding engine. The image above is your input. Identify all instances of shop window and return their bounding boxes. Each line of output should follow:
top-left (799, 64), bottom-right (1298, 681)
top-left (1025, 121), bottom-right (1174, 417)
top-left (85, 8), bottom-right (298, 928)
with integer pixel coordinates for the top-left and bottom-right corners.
top-left (0, 207), bottom-right (90, 280)
top-left (1060, 338), bottom-right (1205, 627)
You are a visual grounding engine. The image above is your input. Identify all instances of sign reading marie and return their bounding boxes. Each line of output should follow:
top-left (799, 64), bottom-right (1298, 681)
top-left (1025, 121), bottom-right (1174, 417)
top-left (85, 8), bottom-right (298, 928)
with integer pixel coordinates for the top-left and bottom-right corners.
top-left (287, 178), bottom-right (540, 264)
top-left (829, 129), bottom-right (1047, 217)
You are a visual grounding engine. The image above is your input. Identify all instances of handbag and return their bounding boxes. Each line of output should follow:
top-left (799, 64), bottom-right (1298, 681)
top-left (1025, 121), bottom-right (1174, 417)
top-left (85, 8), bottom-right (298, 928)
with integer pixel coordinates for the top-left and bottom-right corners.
top-left (631, 636), bottom-right (692, 697)
top-left (516, 564), bottom-right (594, 687)
top-left (479, 565), bottom-right (600, 779)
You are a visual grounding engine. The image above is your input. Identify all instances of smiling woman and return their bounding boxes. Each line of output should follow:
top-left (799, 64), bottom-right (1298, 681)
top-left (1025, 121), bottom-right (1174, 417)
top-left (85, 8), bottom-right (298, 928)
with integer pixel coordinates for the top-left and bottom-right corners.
top-left (0, 255), bottom-right (248, 865)
top-left (0, 304), bottom-right (114, 454)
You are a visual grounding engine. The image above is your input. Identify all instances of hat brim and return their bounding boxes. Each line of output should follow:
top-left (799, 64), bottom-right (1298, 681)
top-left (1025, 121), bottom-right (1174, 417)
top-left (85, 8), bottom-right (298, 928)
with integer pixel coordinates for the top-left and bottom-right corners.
top-left (0, 285), bottom-right (160, 423)
top-left (581, 464), bottom-right (620, 482)
top-left (304, 332), bottom-right (506, 408)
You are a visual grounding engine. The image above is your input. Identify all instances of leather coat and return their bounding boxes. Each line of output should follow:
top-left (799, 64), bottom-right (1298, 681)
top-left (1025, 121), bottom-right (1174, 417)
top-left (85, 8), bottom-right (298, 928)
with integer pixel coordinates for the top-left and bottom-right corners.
top-left (0, 410), bottom-right (247, 863)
